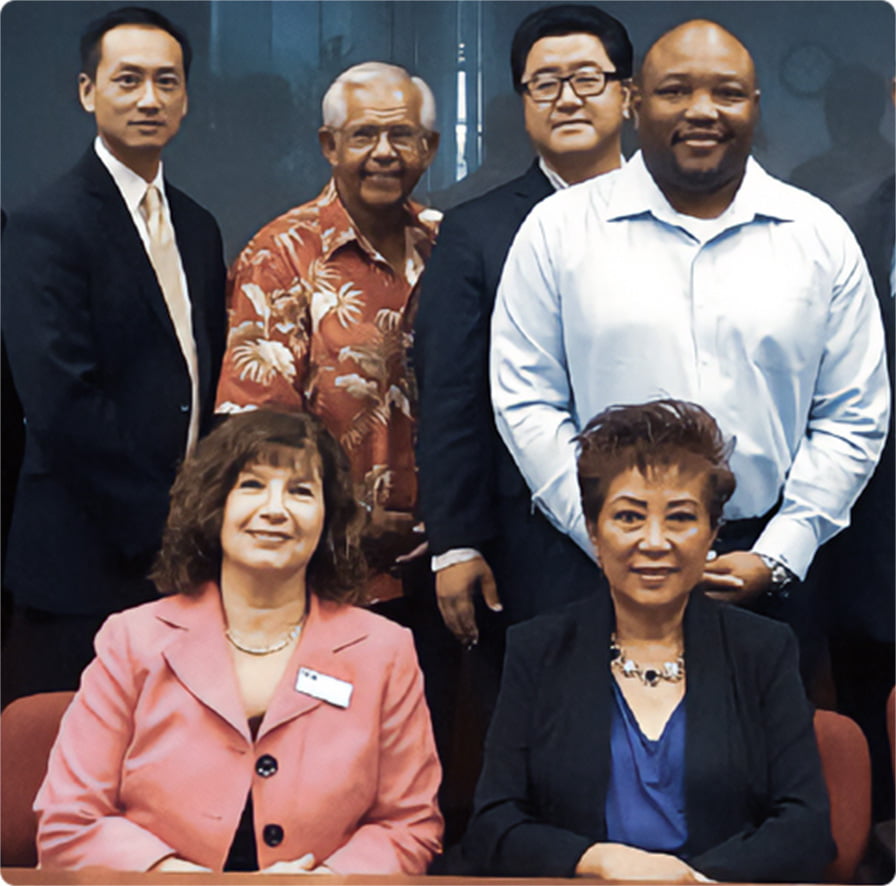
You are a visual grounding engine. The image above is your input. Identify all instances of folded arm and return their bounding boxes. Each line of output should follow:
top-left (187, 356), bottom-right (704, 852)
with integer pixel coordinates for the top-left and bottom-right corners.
top-left (323, 630), bottom-right (444, 874)
top-left (464, 625), bottom-right (594, 876)
top-left (35, 616), bottom-right (178, 871)
top-left (689, 629), bottom-right (835, 882)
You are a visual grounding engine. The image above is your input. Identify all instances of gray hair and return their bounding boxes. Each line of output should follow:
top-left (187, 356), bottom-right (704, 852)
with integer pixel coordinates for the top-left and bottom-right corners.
top-left (322, 61), bottom-right (437, 131)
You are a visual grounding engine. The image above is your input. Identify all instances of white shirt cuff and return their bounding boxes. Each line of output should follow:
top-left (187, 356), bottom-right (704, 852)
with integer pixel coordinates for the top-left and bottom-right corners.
top-left (752, 515), bottom-right (819, 582)
top-left (431, 548), bottom-right (483, 573)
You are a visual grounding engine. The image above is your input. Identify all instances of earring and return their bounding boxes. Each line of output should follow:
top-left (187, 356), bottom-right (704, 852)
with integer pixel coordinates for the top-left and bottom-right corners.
top-left (622, 107), bottom-right (631, 119)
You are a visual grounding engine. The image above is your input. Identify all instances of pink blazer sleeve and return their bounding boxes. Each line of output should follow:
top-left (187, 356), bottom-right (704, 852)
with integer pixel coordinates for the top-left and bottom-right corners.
top-left (323, 628), bottom-right (444, 873)
top-left (34, 614), bottom-right (176, 871)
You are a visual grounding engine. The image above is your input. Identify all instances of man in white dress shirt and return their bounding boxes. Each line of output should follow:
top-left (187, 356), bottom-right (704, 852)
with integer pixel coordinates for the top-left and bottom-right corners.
top-left (490, 19), bottom-right (889, 680)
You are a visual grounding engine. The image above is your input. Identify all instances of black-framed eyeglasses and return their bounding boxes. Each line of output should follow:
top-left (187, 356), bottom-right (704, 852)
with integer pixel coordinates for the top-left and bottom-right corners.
top-left (520, 69), bottom-right (625, 103)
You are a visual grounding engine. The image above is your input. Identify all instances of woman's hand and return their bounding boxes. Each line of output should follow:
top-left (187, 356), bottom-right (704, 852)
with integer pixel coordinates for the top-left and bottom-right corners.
top-left (148, 856), bottom-right (212, 872)
top-left (261, 853), bottom-right (333, 874)
top-left (575, 842), bottom-right (714, 883)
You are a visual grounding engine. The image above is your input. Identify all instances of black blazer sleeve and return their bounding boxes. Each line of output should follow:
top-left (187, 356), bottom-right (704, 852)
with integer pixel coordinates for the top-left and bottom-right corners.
top-left (688, 622), bottom-right (834, 883)
top-left (2, 166), bottom-right (225, 561)
top-left (460, 594), bottom-right (834, 882)
top-left (3, 203), bottom-right (170, 557)
top-left (414, 205), bottom-right (501, 554)
top-left (414, 165), bottom-right (552, 556)
top-left (466, 618), bottom-right (595, 876)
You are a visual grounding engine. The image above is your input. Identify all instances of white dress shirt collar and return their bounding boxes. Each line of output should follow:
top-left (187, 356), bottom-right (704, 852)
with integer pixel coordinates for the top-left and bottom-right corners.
top-left (538, 152), bottom-right (628, 192)
top-left (538, 156), bottom-right (572, 191)
top-left (93, 136), bottom-right (168, 213)
top-left (605, 150), bottom-right (797, 236)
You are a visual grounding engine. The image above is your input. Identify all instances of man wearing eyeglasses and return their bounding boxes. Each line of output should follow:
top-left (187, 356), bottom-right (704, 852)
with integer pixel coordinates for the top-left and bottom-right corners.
top-left (490, 19), bottom-right (889, 689)
top-left (414, 5), bottom-right (631, 658)
top-left (215, 62), bottom-right (440, 605)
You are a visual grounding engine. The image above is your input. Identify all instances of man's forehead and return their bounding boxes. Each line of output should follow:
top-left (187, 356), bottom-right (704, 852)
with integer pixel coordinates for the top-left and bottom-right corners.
top-left (643, 22), bottom-right (754, 82)
top-left (343, 78), bottom-right (422, 121)
top-left (524, 32), bottom-right (611, 68)
top-left (99, 24), bottom-right (184, 69)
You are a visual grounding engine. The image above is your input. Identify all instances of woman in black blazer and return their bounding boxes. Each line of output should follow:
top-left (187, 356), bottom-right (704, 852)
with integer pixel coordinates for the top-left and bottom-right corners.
top-left (463, 399), bottom-right (834, 882)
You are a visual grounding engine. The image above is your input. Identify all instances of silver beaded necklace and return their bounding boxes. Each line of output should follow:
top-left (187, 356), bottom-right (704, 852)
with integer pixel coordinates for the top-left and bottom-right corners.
top-left (610, 633), bottom-right (685, 688)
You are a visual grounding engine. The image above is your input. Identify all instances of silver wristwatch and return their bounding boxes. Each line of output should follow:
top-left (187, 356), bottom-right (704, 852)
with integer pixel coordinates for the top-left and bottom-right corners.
top-left (757, 553), bottom-right (795, 596)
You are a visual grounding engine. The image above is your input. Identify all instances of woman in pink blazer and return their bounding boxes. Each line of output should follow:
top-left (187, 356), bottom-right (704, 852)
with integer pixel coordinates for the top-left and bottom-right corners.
top-left (35, 410), bottom-right (443, 873)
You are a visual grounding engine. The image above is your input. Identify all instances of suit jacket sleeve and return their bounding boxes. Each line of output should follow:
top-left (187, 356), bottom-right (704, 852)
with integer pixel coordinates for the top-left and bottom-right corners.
top-left (1, 202), bottom-right (185, 559)
top-left (35, 614), bottom-right (177, 871)
top-left (414, 208), bottom-right (500, 553)
top-left (689, 627), bottom-right (834, 882)
top-left (323, 628), bottom-right (444, 874)
top-left (464, 622), bottom-right (594, 876)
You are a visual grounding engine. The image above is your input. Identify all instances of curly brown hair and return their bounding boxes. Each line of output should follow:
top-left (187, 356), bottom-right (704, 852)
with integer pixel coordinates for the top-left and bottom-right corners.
top-left (575, 399), bottom-right (736, 529)
top-left (151, 409), bottom-right (366, 603)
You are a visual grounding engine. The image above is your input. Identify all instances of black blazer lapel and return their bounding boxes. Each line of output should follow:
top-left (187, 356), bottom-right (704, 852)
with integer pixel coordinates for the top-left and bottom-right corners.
top-left (683, 592), bottom-right (741, 854)
top-left (512, 160), bottom-right (554, 206)
top-left (76, 150), bottom-right (182, 349)
top-left (549, 593), bottom-right (614, 839)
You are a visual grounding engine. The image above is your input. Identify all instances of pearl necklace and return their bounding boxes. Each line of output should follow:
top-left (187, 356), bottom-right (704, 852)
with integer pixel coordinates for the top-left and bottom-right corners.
top-left (226, 617), bottom-right (305, 656)
top-left (610, 633), bottom-right (685, 687)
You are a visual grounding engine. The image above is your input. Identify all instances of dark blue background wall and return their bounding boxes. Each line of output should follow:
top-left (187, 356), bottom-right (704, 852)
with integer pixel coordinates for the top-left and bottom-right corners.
top-left (2, 1), bottom-right (893, 260)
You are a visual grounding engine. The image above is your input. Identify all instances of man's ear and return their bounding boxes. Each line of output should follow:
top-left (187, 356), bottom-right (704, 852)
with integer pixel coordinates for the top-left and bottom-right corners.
top-left (420, 130), bottom-right (440, 168)
top-left (621, 81), bottom-right (634, 120)
top-left (629, 83), bottom-right (642, 129)
top-left (318, 127), bottom-right (337, 166)
top-left (78, 73), bottom-right (95, 113)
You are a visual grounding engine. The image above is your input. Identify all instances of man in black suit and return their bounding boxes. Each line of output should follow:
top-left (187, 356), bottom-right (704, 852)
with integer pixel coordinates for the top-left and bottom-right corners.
top-left (1, 7), bottom-right (225, 702)
top-left (414, 4), bottom-right (632, 658)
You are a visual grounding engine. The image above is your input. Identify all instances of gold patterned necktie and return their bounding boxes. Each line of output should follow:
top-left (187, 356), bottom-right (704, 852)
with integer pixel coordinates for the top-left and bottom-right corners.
top-left (140, 184), bottom-right (200, 455)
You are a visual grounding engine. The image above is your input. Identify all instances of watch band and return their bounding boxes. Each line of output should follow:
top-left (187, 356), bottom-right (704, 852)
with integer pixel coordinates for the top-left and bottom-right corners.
top-left (757, 553), bottom-right (796, 595)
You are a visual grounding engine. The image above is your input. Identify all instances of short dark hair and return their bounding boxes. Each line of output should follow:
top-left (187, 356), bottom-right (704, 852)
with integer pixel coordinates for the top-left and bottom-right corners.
top-left (575, 399), bottom-right (736, 529)
top-left (510, 3), bottom-right (633, 91)
top-left (151, 410), bottom-right (367, 604)
top-left (80, 6), bottom-right (193, 80)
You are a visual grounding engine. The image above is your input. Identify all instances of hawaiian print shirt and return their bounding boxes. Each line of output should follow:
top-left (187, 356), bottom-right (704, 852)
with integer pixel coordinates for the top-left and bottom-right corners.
top-left (216, 181), bottom-right (440, 600)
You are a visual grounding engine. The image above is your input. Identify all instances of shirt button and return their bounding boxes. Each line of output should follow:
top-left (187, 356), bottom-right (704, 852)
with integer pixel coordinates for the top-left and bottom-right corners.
top-left (263, 824), bottom-right (284, 846)
top-left (179, 403), bottom-right (189, 413)
top-left (256, 754), bottom-right (278, 777)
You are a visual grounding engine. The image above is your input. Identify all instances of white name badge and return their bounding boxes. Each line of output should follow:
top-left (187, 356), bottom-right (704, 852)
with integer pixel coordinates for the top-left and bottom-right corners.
top-left (295, 667), bottom-right (353, 709)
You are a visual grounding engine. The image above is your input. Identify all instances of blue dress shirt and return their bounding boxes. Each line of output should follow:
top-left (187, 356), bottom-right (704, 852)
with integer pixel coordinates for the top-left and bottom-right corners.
top-left (490, 151), bottom-right (890, 580)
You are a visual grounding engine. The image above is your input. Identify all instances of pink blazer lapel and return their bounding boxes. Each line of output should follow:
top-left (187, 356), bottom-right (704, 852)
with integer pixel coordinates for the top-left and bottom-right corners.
top-left (261, 595), bottom-right (370, 738)
top-left (157, 585), bottom-right (251, 742)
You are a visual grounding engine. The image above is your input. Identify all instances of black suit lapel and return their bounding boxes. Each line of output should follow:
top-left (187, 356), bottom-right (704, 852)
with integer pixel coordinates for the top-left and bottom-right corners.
top-left (76, 149), bottom-right (182, 349)
top-left (513, 160), bottom-right (554, 208)
top-left (552, 593), bottom-right (614, 839)
top-left (683, 592), bottom-right (737, 852)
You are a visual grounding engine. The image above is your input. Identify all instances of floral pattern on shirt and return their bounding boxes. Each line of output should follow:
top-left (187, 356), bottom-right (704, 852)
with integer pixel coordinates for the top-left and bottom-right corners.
top-left (215, 182), bottom-right (439, 598)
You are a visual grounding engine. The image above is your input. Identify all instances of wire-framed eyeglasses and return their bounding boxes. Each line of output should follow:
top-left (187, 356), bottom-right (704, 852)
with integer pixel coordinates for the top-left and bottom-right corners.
top-left (521, 69), bottom-right (625, 103)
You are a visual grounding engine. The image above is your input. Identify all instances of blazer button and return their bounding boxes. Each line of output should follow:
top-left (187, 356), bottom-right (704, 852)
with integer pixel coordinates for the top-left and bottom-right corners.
top-left (256, 754), bottom-right (278, 777)
top-left (263, 824), bottom-right (284, 847)
top-left (179, 403), bottom-right (189, 413)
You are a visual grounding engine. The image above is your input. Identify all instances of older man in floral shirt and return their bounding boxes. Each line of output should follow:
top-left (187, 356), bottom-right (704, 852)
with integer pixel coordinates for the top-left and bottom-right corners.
top-left (216, 61), bottom-right (440, 604)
